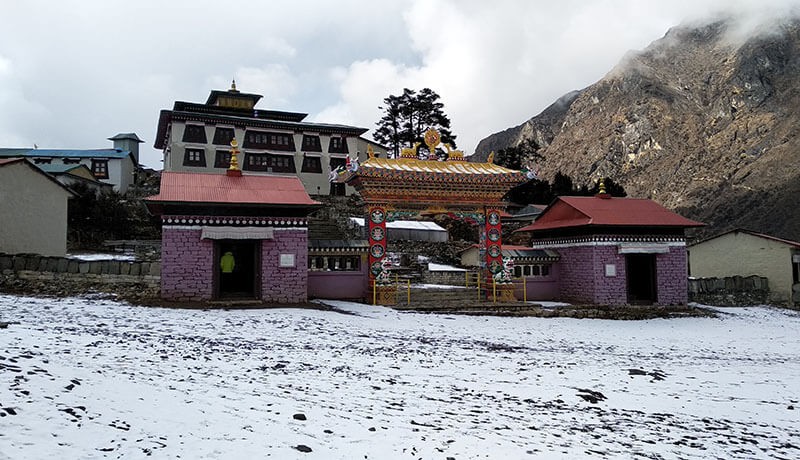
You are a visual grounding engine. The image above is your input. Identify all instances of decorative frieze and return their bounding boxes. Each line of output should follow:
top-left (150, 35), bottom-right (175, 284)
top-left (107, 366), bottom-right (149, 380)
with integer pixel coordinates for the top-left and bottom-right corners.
top-left (161, 215), bottom-right (307, 227)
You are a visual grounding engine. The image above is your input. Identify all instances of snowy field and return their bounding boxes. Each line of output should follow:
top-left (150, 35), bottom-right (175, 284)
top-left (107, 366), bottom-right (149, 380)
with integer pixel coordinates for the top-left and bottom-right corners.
top-left (1, 295), bottom-right (799, 459)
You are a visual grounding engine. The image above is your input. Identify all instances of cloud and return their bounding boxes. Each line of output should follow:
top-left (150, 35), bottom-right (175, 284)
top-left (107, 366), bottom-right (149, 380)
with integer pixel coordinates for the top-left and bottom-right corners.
top-left (1, 0), bottom-right (799, 167)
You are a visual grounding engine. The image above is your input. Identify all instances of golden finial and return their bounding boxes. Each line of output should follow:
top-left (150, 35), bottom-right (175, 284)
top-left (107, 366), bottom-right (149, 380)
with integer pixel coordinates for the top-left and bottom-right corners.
top-left (367, 145), bottom-right (375, 159)
top-left (227, 138), bottom-right (242, 176)
top-left (487, 151), bottom-right (495, 164)
top-left (423, 128), bottom-right (441, 160)
top-left (599, 178), bottom-right (607, 194)
top-left (230, 79), bottom-right (239, 93)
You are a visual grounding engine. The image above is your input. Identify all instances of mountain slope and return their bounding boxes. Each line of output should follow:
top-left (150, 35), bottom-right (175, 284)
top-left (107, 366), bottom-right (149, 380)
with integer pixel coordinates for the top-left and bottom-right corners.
top-left (475, 17), bottom-right (800, 241)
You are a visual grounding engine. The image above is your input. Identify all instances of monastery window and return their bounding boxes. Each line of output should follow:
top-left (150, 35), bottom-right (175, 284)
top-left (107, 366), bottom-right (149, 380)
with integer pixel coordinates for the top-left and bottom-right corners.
top-left (212, 127), bottom-right (236, 146)
top-left (328, 136), bottom-right (349, 154)
top-left (214, 150), bottom-right (232, 168)
top-left (328, 157), bottom-right (347, 195)
top-left (301, 156), bottom-right (322, 173)
top-left (308, 255), bottom-right (361, 271)
top-left (182, 124), bottom-right (207, 143)
top-left (62, 158), bottom-right (81, 164)
top-left (244, 153), bottom-right (296, 173)
top-left (302, 135), bottom-right (322, 152)
top-left (183, 148), bottom-right (206, 167)
top-left (243, 131), bottom-right (296, 151)
top-left (33, 158), bottom-right (52, 165)
top-left (91, 159), bottom-right (109, 179)
top-left (516, 264), bottom-right (551, 277)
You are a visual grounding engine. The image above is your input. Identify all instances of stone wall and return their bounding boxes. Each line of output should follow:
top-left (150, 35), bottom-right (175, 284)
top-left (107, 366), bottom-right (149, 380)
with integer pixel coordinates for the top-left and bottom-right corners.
top-left (0, 253), bottom-right (160, 301)
top-left (160, 228), bottom-right (214, 301)
top-left (261, 229), bottom-right (308, 303)
top-left (656, 248), bottom-right (689, 305)
top-left (422, 269), bottom-right (472, 286)
top-left (689, 275), bottom-right (770, 307)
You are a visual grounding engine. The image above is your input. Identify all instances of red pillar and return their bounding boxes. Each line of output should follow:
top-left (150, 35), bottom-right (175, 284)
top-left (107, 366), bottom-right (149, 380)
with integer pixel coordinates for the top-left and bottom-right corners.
top-left (484, 207), bottom-right (504, 295)
top-left (367, 205), bottom-right (388, 283)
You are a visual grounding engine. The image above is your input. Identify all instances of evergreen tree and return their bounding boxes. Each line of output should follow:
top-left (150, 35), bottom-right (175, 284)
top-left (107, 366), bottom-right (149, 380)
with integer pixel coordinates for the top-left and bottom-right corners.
top-left (374, 88), bottom-right (456, 158)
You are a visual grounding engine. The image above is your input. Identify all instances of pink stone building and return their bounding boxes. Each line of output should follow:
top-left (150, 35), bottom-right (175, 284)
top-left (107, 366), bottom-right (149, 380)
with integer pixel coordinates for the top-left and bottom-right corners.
top-left (146, 171), bottom-right (319, 303)
top-left (516, 193), bottom-right (703, 306)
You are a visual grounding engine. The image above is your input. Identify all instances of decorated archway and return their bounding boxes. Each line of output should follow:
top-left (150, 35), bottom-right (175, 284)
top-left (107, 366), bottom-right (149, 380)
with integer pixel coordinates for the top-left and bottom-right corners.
top-left (335, 129), bottom-right (529, 303)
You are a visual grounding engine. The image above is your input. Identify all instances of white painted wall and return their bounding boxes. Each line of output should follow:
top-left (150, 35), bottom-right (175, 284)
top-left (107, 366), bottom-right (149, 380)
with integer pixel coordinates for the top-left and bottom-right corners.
top-left (689, 231), bottom-right (796, 305)
top-left (0, 161), bottom-right (71, 256)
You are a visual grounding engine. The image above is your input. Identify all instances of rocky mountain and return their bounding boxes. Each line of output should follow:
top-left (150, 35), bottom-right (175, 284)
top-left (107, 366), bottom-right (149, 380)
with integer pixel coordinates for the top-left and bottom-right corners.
top-left (474, 16), bottom-right (800, 241)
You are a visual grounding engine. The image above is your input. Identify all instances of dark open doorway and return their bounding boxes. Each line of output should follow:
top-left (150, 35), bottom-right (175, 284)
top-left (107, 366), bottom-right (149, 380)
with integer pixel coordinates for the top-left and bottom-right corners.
top-left (626, 254), bottom-right (657, 305)
top-left (215, 240), bottom-right (260, 299)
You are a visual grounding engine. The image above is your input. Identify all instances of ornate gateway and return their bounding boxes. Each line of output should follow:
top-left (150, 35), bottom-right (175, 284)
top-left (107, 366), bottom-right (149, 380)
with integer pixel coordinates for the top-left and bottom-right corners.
top-left (334, 129), bottom-right (529, 304)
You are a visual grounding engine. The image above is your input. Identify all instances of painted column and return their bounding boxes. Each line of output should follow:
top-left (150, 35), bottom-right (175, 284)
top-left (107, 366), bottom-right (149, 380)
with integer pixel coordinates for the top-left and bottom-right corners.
top-left (485, 207), bottom-right (504, 296)
top-left (367, 205), bottom-right (393, 304)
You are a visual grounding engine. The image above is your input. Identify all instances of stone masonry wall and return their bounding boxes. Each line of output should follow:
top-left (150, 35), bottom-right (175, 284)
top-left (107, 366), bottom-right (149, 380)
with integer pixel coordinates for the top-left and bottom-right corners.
top-left (590, 245), bottom-right (629, 305)
top-left (657, 248), bottom-right (689, 305)
top-left (556, 246), bottom-right (597, 304)
top-left (161, 228), bottom-right (213, 301)
top-left (0, 253), bottom-right (160, 300)
top-left (261, 229), bottom-right (308, 303)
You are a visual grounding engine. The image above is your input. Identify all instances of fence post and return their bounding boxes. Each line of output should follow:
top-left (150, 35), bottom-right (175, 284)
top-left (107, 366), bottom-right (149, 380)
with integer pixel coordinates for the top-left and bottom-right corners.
top-left (493, 278), bottom-right (497, 304)
top-left (373, 279), bottom-right (376, 305)
top-left (477, 272), bottom-right (481, 301)
top-left (523, 276), bottom-right (527, 302)
top-left (407, 279), bottom-right (411, 305)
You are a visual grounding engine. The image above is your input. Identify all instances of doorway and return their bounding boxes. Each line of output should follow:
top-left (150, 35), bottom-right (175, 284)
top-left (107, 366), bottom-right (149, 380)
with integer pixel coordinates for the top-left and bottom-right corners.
top-left (215, 240), bottom-right (260, 299)
top-left (626, 254), bottom-right (657, 304)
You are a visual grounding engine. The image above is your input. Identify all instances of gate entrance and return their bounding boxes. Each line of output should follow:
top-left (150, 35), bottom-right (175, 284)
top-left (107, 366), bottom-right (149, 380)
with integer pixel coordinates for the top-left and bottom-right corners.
top-left (215, 240), bottom-right (260, 299)
top-left (626, 253), bottom-right (657, 304)
top-left (335, 129), bottom-right (529, 304)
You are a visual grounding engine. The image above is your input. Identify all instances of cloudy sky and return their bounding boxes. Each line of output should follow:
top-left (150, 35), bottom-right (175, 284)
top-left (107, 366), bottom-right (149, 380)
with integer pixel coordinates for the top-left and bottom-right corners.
top-left (1, 0), bottom-right (798, 168)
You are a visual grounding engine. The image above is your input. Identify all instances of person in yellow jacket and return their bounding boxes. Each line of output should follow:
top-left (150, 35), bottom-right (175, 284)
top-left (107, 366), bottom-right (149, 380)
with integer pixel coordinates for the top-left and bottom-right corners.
top-left (220, 251), bottom-right (236, 291)
top-left (220, 251), bottom-right (236, 273)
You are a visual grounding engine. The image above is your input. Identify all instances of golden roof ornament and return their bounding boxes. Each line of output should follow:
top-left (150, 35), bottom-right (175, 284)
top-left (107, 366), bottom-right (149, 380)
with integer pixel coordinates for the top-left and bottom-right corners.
top-left (423, 128), bottom-right (441, 159)
top-left (227, 138), bottom-right (242, 176)
top-left (367, 145), bottom-right (375, 159)
top-left (599, 178), bottom-right (607, 194)
top-left (444, 144), bottom-right (465, 161)
top-left (487, 151), bottom-right (495, 164)
top-left (400, 142), bottom-right (421, 159)
top-left (229, 79), bottom-right (239, 93)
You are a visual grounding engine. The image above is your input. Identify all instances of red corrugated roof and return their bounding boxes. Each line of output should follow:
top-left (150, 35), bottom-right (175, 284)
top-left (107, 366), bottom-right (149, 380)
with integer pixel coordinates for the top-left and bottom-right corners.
top-left (0, 158), bottom-right (24, 166)
top-left (147, 172), bottom-right (320, 206)
top-left (516, 196), bottom-right (703, 232)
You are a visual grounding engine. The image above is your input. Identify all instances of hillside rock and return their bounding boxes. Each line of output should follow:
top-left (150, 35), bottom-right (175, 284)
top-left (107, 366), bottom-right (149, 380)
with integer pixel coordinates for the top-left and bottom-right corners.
top-left (475, 16), bottom-right (800, 241)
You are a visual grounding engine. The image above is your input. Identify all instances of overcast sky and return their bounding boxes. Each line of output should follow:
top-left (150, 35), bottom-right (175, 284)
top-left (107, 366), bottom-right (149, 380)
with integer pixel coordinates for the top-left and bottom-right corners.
top-left (1, 0), bottom-right (798, 168)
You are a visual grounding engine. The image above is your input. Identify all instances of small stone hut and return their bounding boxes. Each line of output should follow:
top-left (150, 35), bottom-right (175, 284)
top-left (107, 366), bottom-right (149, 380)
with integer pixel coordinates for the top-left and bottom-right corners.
top-left (516, 192), bottom-right (703, 305)
top-left (146, 171), bottom-right (319, 302)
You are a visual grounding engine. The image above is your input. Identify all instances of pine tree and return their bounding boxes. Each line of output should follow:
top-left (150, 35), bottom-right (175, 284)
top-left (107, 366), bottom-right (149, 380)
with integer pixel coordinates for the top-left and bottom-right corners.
top-left (374, 88), bottom-right (456, 158)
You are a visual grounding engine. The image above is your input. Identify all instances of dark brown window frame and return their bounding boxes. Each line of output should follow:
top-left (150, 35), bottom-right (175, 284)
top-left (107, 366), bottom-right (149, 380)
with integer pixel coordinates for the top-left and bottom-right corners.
top-left (183, 148), bottom-right (207, 167)
top-left (302, 135), bottom-right (322, 152)
top-left (243, 152), bottom-right (296, 173)
top-left (91, 159), bottom-right (109, 179)
top-left (214, 150), bottom-right (232, 168)
top-left (243, 130), bottom-right (296, 151)
top-left (328, 136), bottom-right (349, 154)
top-left (182, 124), bottom-right (207, 143)
top-left (212, 127), bottom-right (236, 146)
top-left (301, 155), bottom-right (322, 173)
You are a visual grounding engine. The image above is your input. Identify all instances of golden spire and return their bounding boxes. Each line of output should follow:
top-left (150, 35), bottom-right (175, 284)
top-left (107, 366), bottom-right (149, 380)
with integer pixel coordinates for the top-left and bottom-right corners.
top-left (599, 178), bottom-right (607, 194)
top-left (487, 151), bottom-right (495, 164)
top-left (367, 145), bottom-right (375, 159)
top-left (227, 138), bottom-right (242, 177)
top-left (229, 79), bottom-right (239, 93)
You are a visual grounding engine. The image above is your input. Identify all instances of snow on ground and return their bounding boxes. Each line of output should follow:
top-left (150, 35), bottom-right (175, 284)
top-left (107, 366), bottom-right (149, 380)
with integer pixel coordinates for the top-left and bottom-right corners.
top-left (428, 263), bottom-right (466, 272)
top-left (1, 295), bottom-right (799, 460)
top-left (66, 253), bottom-right (136, 262)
